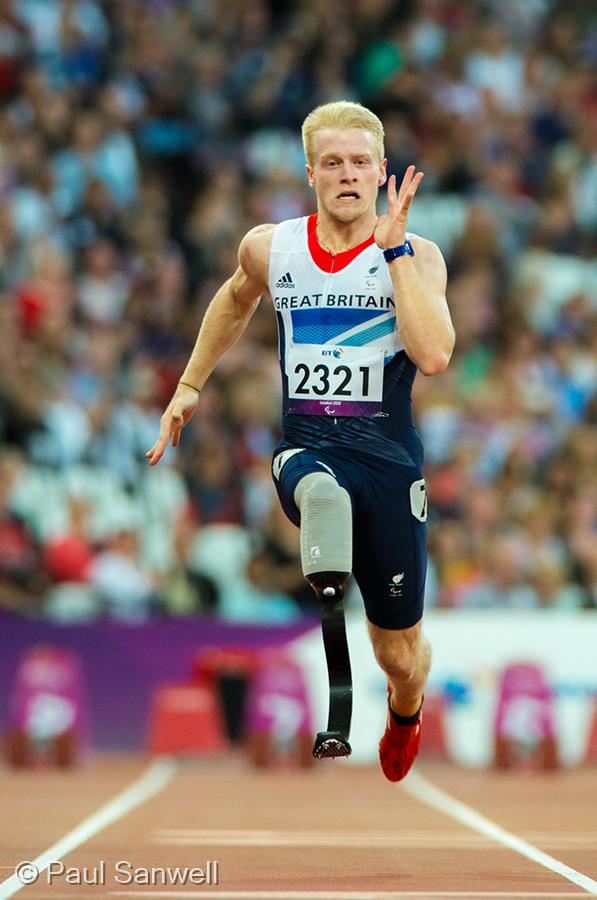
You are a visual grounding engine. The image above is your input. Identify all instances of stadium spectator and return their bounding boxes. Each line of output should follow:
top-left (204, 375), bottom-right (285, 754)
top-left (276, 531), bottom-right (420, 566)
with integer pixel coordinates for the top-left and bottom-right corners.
top-left (0, 0), bottom-right (594, 620)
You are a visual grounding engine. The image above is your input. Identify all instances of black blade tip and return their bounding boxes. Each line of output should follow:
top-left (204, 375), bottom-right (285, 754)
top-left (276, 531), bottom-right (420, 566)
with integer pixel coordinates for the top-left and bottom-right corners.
top-left (312, 732), bottom-right (352, 759)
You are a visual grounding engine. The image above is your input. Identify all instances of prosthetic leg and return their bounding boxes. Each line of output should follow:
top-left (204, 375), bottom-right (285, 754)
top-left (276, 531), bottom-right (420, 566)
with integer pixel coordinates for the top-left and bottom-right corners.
top-left (294, 472), bottom-right (353, 759)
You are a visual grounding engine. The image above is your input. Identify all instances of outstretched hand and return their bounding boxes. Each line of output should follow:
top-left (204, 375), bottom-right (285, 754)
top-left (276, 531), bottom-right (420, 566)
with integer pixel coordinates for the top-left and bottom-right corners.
top-left (374, 165), bottom-right (424, 250)
top-left (145, 385), bottom-right (200, 466)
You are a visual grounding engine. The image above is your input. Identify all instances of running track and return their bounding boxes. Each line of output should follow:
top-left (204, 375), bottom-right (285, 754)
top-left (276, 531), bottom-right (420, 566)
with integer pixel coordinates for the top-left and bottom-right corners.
top-left (1, 758), bottom-right (597, 898)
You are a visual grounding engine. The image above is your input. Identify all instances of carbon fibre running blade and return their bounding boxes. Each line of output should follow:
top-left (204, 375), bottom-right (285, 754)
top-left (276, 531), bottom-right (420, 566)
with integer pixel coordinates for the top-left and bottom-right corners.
top-left (312, 731), bottom-right (352, 759)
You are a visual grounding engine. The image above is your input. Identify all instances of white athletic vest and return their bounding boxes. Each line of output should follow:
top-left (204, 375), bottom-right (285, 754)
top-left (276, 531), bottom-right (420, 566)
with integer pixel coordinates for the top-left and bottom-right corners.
top-left (268, 214), bottom-right (407, 417)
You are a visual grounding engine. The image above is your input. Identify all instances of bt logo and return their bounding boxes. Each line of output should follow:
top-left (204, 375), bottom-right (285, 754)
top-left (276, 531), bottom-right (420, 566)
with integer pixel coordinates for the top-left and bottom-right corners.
top-left (322, 349), bottom-right (343, 358)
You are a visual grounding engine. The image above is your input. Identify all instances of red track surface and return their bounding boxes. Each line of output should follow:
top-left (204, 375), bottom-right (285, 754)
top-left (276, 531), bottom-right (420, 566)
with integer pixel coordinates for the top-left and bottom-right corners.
top-left (1, 756), bottom-right (597, 899)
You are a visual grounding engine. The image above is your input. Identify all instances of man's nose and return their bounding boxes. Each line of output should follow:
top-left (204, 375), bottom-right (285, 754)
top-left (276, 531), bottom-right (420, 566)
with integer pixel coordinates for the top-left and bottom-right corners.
top-left (340, 163), bottom-right (358, 181)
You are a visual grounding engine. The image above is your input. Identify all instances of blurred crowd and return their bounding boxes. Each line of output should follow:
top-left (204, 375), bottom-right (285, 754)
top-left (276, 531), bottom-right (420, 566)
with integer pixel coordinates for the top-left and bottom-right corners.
top-left (0, 0), bottom-right (595, 623)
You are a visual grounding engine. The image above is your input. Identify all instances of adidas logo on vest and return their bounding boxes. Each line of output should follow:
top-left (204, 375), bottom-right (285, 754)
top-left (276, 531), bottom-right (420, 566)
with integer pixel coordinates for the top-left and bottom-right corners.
top-left (275, 272), bottom-right (295, 289)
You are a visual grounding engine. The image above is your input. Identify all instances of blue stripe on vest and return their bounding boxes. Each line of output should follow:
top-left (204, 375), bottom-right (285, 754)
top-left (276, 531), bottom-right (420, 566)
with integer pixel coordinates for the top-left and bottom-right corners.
top-left (291, 308), bottom-right (386, 344)
top-left (340, 317), bottom-right (397, 346)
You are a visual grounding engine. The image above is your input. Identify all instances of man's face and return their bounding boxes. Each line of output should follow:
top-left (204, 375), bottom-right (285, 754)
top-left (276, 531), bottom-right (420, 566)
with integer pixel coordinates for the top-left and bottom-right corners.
top-left (306, 128), bottom-right (386, 223)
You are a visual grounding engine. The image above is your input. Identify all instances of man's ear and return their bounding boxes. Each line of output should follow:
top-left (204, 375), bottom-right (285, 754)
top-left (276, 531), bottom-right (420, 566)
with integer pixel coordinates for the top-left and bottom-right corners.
top-left (306, 163), bottom-right (315, 188)
top-left (378, 158), bottom-right (388, 186)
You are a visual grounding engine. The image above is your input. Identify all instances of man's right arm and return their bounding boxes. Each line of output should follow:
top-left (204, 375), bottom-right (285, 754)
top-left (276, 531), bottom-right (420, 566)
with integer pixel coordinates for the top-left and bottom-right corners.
top-left (146, 224), bottom-right (274, 465)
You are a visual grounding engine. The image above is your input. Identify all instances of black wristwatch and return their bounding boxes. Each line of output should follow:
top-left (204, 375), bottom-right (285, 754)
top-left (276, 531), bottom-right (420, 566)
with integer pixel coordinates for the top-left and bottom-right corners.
top-left (383, 240), bottom-right (415, 263)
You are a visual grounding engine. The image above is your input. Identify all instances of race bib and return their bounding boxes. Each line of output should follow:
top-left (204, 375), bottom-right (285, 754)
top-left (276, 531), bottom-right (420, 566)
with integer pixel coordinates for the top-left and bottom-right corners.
top-left (287, 344), bottom-right (384, 416)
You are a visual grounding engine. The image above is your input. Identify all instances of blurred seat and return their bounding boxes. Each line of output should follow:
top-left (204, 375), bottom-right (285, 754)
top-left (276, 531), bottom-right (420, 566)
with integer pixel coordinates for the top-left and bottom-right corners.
top-left (244, 650), bottom-right (313, 768)
top-left (192, 646), bottom-right (261, 744)
top-left (10, 465), bottom-right (69, 540)
top-left (420, 693), bottom-right (449, 760)
top-left (582, 696), bottom-right (597, 766)
top-left (148, 683), bottom-right (228, 756)
top-left (6, 644), bottom-right (90, 767)
top-left (494, 661), bottom-right (558, 770)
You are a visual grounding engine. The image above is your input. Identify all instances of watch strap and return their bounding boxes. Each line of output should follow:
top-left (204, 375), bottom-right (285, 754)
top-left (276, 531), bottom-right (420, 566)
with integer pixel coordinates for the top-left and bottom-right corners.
top-left (383, 240), bottom-right (415, 262)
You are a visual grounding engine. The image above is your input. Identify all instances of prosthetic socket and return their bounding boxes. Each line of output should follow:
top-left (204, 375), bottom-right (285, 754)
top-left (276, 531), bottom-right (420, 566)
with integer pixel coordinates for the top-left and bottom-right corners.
top-left (293, 472), bottom-right (352, 601)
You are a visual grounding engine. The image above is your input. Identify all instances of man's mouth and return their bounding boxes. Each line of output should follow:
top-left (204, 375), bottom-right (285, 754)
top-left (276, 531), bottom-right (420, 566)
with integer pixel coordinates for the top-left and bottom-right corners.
top-left (337, 191), bottom-right (360, 200)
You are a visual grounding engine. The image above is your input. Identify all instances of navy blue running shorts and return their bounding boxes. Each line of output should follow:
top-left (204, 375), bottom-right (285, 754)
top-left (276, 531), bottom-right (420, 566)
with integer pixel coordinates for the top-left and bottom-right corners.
top-left (271, 444), bottom-right (427, 630)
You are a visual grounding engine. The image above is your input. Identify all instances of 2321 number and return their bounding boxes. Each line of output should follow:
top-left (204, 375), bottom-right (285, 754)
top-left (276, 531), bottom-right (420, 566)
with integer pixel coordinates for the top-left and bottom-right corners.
top-left (293, 363), bottom-right (370, 397)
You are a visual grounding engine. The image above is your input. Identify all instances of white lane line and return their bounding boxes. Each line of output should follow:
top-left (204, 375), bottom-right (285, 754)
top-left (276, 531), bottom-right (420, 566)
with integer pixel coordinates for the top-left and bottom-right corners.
top-left (108, 892), bottom-right (590, 898)
top-left (151, 836), bottom-right (504, 848)
top-left (108, 894), bottom-right (590, 899)
top-left (0, 758), bottom-right (176, 900)
top-left (151, 838), bottom-right (591, 850)
top-left (154, 830), bottom-right (597, 841)
top-left (151, 829), bottom-right (597, 850)
top-left (153, 829), bottom-right (490, 848)
top-left (401, 772), bottom-right (597, 895)
top-left (155, 838), bottom-right (501, 848)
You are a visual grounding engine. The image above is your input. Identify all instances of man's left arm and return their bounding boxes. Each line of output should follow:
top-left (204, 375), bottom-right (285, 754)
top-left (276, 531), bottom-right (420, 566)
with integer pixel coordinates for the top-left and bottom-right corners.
top-left (388, 236), bottom-right (455, 375)
top-left (374, 166), bottom-right (455, 375)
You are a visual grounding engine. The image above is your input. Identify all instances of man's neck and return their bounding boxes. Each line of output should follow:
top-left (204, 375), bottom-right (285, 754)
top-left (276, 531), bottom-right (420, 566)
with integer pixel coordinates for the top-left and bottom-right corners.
top-left (315, 211), bottom-right (376, 256)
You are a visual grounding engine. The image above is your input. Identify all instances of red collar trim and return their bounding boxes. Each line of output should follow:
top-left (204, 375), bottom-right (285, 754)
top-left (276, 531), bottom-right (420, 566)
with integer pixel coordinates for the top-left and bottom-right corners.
top-left (307, 214), bottom-right (376, 273)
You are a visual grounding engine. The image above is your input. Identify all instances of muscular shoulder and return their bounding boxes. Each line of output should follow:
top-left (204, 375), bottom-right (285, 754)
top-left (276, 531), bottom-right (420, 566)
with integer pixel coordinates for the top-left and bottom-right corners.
top-left (408, 233), bottom-right (445, 265)
top-left (238, 224), bottom-right (275, 283)
top-left (408, 233), bottom-right (447, 292)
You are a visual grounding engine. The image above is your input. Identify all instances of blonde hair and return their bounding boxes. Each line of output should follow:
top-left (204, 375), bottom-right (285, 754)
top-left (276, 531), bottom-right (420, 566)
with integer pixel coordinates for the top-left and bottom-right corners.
top-left (302, 101), bottom-right (385, 165)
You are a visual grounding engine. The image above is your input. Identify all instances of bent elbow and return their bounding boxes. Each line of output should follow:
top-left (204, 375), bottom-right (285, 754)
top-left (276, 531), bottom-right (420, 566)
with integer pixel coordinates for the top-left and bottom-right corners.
top-left (419, 352), bottom-right (451, 376)
top-left (411, 326), bottom-right (455, 377)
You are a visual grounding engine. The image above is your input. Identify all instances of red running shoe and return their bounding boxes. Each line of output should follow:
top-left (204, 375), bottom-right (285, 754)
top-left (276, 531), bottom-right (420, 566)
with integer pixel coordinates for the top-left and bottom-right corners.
top-left (378, 690), bottom-right (422, 782)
